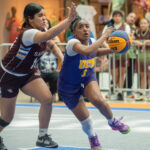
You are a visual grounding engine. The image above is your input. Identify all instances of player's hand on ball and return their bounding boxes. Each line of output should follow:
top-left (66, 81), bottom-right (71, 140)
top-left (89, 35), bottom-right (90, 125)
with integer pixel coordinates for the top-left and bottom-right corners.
top-left (107, 30), bottom-right (132, 54)
top-left (102, 27), bottom-right (114, 39)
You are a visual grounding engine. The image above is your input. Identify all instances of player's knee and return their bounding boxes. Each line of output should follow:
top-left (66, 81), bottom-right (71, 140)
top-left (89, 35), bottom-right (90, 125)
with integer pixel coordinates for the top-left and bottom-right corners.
top-left (91, 95), bottom-right (105, 106)
top-left (0, 118), bottom-right (10, 128)
top-left (41, 96), bottom-right (53, 105)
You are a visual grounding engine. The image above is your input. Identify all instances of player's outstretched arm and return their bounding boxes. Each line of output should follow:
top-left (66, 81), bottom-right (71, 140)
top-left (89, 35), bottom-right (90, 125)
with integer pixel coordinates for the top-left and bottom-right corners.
top-left (72, 27), bottom-right (114, 56)
top-left (34, 3), bottom-right (77, 43)
top-left (96, 48), bottom-right (113, 56)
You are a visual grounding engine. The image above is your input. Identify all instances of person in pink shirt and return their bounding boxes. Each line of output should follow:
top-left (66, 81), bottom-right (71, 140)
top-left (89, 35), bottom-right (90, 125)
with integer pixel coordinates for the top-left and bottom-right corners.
top-left (5, 6), bottom-right (21, 43)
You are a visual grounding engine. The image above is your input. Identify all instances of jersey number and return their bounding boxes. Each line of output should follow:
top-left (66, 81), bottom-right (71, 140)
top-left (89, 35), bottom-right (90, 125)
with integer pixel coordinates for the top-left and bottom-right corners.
top-left (81, 69), bottom-right (87, 77)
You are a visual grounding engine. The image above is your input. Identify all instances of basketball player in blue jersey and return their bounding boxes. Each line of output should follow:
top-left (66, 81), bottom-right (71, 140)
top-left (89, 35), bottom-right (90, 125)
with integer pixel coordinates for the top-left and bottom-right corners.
top-left (58, 17), bottom-right (130, 150)
top-left (0, 3), bottom-right (77, 150)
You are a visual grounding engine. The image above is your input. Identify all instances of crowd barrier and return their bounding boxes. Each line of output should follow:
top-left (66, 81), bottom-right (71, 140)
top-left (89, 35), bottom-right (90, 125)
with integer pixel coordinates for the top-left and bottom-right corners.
top-left (106, 45), bottom-right (150, 101)
top-left (0, 43), bottom-right (150, 102)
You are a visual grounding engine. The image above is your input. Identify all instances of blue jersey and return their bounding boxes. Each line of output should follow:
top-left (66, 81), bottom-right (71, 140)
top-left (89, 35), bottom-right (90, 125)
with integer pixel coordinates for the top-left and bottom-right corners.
top-left (58, 38), bottom-right (97, 109)
top-left (59, 38), bottom-right (96, 85)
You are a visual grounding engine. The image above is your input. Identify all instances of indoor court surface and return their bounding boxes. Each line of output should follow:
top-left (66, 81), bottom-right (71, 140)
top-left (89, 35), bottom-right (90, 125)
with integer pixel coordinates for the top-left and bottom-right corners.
top-left (1, 103), bottom-right (150, 150)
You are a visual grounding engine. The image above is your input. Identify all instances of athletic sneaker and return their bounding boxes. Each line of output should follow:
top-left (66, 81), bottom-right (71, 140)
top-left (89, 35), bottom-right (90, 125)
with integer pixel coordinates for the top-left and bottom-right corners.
top-left (36, 134), bottom-right (58, 148)
top-left (89, 134), bottom-right (102, 150)
top-left (126, 91), bottom-right (134, 99)
top-left (108, 117), bottom-right (130, 134)
top-left (0, 136), bottom-right (7, 150)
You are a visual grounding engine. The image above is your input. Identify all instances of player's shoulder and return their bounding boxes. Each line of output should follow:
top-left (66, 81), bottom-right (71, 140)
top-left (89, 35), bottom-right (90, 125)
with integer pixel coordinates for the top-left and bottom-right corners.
top-left (24, 28), bottom-right (39, 34)
top-left (67, 38), bottom-right (80, 44)
top-left (21, 26), bottom-right (39, 34)
top-left (66, 39), bottom-right (81, 56)
top-left (67, 39), bottom-right (81, 48)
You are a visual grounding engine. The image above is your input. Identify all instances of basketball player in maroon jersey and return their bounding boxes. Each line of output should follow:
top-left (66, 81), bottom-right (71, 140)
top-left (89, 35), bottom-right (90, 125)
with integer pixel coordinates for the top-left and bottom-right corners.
top-left (0, 3), bottom-right (76, 150)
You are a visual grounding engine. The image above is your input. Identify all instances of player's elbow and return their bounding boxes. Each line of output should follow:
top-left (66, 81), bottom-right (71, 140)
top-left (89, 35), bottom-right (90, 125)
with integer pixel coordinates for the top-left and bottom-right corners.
top-left (48, 41), bottom-right (55, 50)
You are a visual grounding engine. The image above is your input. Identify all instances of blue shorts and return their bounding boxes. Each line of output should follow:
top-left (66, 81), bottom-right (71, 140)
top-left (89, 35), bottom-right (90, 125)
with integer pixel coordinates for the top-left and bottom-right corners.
top-left (58, 73), bottom-right (97, 109)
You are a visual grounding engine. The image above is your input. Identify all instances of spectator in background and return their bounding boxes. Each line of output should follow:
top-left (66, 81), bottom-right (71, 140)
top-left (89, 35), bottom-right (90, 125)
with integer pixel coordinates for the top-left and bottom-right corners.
top-left (125, 12), bottom-right (137, 99)
top-left (103, 10), bottom-right (131, 100)
top-left (95, 56), bottom-right (108, 82)
top-left (64, 27), bottom-right (72, 42)
top-left (38, 19), bottom-right (61, 102)
top-left (5, 6), bottom-right (21, 43)
top-left (134, 18), bottom-right (150, 101)
top-left (145, 8), bottom-right (150, 23)
top-left (99, 5), bottom-right (110, 25)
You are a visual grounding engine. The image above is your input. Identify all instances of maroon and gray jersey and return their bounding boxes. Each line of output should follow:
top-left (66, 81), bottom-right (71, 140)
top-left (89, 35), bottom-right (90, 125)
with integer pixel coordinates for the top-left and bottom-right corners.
top-left (1, 25), bottom-right (46, 75)
top-left (135, 28), bottom-right (150, 49)
top-left (135, 28), bottom-right (150, 40)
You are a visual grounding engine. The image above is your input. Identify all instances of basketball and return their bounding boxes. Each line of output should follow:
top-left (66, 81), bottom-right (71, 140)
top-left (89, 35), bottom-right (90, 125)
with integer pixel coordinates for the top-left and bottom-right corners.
top-left (108, 30), bottom-right (132, 54)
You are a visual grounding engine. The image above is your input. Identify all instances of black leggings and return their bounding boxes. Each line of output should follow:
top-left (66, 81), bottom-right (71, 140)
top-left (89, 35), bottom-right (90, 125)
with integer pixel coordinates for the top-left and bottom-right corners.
top-left (124, 59), bottom-right (135, 88)
top-left (41, 72), bottom-right (59, 95)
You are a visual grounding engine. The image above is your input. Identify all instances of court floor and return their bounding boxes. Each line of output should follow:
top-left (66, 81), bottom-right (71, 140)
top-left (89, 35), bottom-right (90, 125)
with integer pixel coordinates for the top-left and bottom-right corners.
top-left (1, 103), bottom-right (150, 150)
